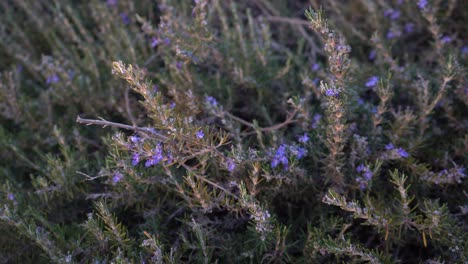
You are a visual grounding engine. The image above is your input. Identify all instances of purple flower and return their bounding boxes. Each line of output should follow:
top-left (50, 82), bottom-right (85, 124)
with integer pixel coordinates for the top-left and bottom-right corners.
top-left (196, 130), bottom-right (204, 139)
top-left (363, 170), bottom-right (373, 181)
top-left (130, 135), bottom-right (140, 143)
top-left (462, 46), bottom-right (468, 55)
top-left (311, 63), bottom-right (320, 72)
top-left (120, 13), bottom-right (130, 25)
top-left (164, 37), bottom-right (171, 46)
top-left (384, 9), bottom-right (401, 20)
top-left (112, 172), bottom-right (123, 184)
top-left (226, 158), bottom-right (236, 172)
top-left (145, 146), bottom-right (164, 167)
top-left (365, 76), bottom-right (379, 87)
top-left (271, 145), bottom-right (289, 169)
top-left (368, 49), bottom-right (377, 61)
top-left (312, 114), bottom-right (321, 129)
top-left (386, 30), bottom-right (402, 40)
top-left (46, 74), bottom-right (59, 84)
top-left (298, 133), bottom-right (309, 144)
top-left (385, 143), bottom-right (395, 150)
top-left (294, 147), bottom-right (307, 159)
top-left (357, 98), bottom-right (365, 105)
top-left (170, 102), bottom-right (176, 109)
top-left (106, 0), bottom-right (117, 6)
top-left (440, 36), bottom-right (452, 44)
top-left (7, 193), bottom-right (15, 201)
top-left (357, 164), bottom-right (366, 173)
top-left (396, 147), bottom-right (409, 158)
top-left (153, 84), bottom-right (159, 92)
top-left (205, 96), bottom-right (218, 106)
top-left (405, 23), bottom-right (415, 33)
top-left (131, 153), bottom-right (140, 166)
top-left (151, 37), bottom-right (159, 48)
top-left (417, 0), bottom-right (428, 9)
top-left (176, 61), bottom-right (183, 70)
top-left (325, 88), bottom-right (340, 97)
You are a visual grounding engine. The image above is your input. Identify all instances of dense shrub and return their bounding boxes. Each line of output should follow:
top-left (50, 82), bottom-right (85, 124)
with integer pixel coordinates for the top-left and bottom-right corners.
top-left (1, 0), bottom-right (467, 263)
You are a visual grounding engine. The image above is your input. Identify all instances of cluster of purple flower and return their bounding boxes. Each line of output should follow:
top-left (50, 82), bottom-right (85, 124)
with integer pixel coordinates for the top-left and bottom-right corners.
top-left (385, 143), bottom-right (409, 158)
top-left (356, 164), bottom-right (373, 190)
top-left (270, 136), bottom-right (308, 170)
top-left (365, 76), bottom-right (379, 88)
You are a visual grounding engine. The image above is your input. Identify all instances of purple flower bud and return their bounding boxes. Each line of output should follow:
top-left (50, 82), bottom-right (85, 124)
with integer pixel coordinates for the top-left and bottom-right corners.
top-left (462, 46), bottom-right (468, 55)
top-left (164, 37), bottom-right (171, 46)
top-left (312, 114), bottom-right (321, 129)
top-left (440, 36), bottom-right (453, 44)
top-left (385, 143), bottom-right (395, 150)
top-left (196, 130), bottom-right (204, 139)
top-left (357, 164), bottom-right (366, 173)
top-left (120, 13), bottom-right (130, 25)
top-left (132, 153), bottom-right (140, 166)
top-left (396, 147), bottom-right (409, 158)
top-left (404, 23), bottom-right (415, 33)
top-left (106, 0), bottom-right (117, 6)
top-left (7, 193), bottom-right (15, 201)
top-left (298, 133), bottom-right (309, 144)
top-left (227, 159), bottom-right (236, 172)
top-left (311, 63), bottom-right (320, 72)
top-left (151, 37), bottom-right (159, 48)
top-left (130, 135), bottom-right (140, 143)
top-left (170, 102), bottom-right (176, 109)
top-left (46, 74), bottom-right (60, 84)
top-left (363, 170), bottom-right (373, 181)
top-left (112, 172), bottom-right (123, 184)
top-left (205, 96), bottom-right (218, 106)
top-left (417, 0), bottom-right (428, 9)
top-left (386, 29), bottom-right (402, 39)
top-left (176, 61), bottom-right (183, 70)
top-left (365, 76), bottom-right (379, 87)
top-left (368, 49), bottom-right (377, 61)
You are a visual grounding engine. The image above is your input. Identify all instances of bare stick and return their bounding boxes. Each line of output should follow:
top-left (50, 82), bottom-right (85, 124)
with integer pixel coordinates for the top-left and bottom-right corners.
top-left (76, 116), bottom-right (168, 141)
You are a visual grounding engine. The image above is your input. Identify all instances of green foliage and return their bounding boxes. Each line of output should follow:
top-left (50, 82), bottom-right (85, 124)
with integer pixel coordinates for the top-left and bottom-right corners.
top-left (1, 0), bottom-right (467, 263)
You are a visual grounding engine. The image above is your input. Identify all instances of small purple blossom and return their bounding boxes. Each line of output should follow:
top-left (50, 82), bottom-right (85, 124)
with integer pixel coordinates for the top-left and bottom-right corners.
top-left (226, 158), bottom-right (236, 172)
top-left (440, 36), bottom-right (453, 44)
top-left (196, 130), bottom-right (204, 139)
top-left (130, 135), bottom-right (140, 143)
top-left (120, 13), bottom-right (130, 25)
top-left (205, 96), bottom-right (218, 106)
top-left (384, 9), bottom-right (401, 20)
top-left (176, 61), bottom-right (183, 70)
top-left (106, 0), bottom-right (117, 6)
top-left (7, 193), bottom-right (15, 201)
top-left (170, 102), bottom-right (176, 109)
top-left (312, 114), bottom-right (322, 129)
top-left (164, 37), bottom-right (171, 46)
top-left (368, 49), bottom-right (377, 61)
top-left (131, 153), bottom-right (140, 166)
top-left (298, 133), bottom-right (309, 144)
top-left (325, 88), bottom-right (340, 97)
top-left (311, 63), bottom-right (320, 72)
top-left (417, 0), bottom-right (428, 9)
top-left (357, 98), bottom-right (365, 105)
top-left (385, 143), bottom-right (395, 150)
top-left (404, 23), bottom-right (415, 34)
top-left (46, 74), bottom-right (60, 84)
top-left (293, 147), bottom-right (307, 159)
top-left (386, 29), bottom-right (402, 40)
top-left (462, 46), bottom-right (468, 55)
top-left (112, 172), bottom-right (123, 184)
top-left (396, 147), bottom-right (409, 158)
top-left (151, 37), bottom-right (159, 48)
top-left (357, 164), bottom-right (366, 173)
top-left (365, 76), bottom-right (379, 88)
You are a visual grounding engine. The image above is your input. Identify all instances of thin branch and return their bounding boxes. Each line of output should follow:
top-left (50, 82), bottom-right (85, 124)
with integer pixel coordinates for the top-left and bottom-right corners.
top-left (76, 116), bottom-right (168, 141)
